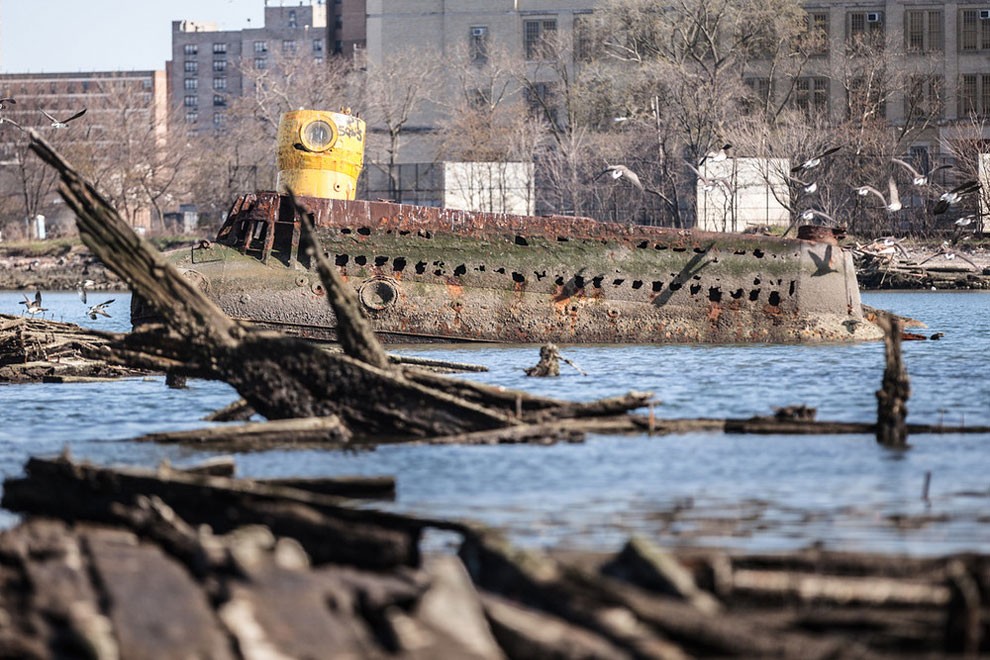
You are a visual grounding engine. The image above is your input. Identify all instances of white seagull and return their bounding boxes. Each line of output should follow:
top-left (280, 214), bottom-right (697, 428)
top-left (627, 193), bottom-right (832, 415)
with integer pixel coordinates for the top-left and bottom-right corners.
top-left (791, 146), bottom-right (841, 173)
top-left (789, 175), bottom-right (818, 195)
top-left (891, 158), bottom-right (951, 187)
top-left (698, 142), bottom-right (732, 166)
top-left (76, 279), bottom-right (95, 304)
top-left (686, 162), bottom-right (731, 193)
top-left (933, 180), bottom-right (980, 215)
top-left (595, 163), bottom-right (671, 202)
top-left (42, 108), bottom-right (87, 129)
top-left (86, 299), bottom-right (115, 320)
top-left (19, 291), bottom-right (48, 317)
top-left (854, 177), bottom-right (902, 212)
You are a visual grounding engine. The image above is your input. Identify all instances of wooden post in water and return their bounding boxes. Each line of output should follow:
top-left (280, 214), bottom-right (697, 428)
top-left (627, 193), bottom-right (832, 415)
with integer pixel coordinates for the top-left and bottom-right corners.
top-left (875, 313), bottom-right (910, 447)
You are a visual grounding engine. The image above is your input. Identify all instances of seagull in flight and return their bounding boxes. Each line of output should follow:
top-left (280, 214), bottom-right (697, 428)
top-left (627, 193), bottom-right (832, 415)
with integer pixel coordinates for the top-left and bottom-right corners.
top-left (854, 177), bottom-right (902, 211)
top-left (86, 299), bottom-right (115, 320)
top-left (791, 146), bottom-right (841, 173)
top-left (698, 143), bottom-right (731, 166)
top-left (789, 175), bottom-right (818, 195)
top-left (19, 291), bottom-right (48, 317)
top-left (933, 180), bottom-right (980, 214)
top-left (686, 162), bottom-right (731, 193)
top-left (76, 279), bottom-right (95, 304)
top-left (42, 108), bottom-right (87, 129)
top-left (595, 163), bottom-right (670, 202)
top-left (892, 158), bottom-right (951, 187)
top-left (799, 208), bottom-right (834, 224)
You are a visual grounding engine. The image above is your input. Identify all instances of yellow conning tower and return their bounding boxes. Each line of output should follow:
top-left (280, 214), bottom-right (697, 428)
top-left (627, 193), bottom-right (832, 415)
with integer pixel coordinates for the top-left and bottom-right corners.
top-left (275, 108), bottom-right (366, 200)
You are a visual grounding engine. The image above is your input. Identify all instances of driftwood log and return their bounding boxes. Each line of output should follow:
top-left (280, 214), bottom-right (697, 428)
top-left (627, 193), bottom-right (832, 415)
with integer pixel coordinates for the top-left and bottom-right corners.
top-left (26, 131), bottom-right (657, 442)
top-left (875, 313), bottom-right (910, 447)
top-left (0, 454), bottom-right (987, 658)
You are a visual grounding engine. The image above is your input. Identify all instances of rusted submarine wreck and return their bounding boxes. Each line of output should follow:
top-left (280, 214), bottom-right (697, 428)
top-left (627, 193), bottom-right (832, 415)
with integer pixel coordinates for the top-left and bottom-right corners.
top-left (137, 108), bottom-right (882, 344)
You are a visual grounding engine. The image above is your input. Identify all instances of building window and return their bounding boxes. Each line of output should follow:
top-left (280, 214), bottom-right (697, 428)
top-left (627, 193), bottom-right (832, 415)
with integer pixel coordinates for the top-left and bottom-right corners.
top-left (743, 77), bottom-right (772, 113)
top-left (185, 110), bottom-right (198, 123)
top-left (958, 73), bottom-right (990, 116)
top-left (313, 39), bottom-right (324, 54)
top-left (524, 81), bottom-right (559, 127)
top-left (289, 9), bottom-right (297, 28)
top-left (255, 57), bottom-right (268, 69)
top-left (184, 60), bottom-right (198, 73)
top-left (523, 19), bottom-right (557, 60)
top-left (212, 42), bottom-right (227, 55)
top-left (213, 94), bottom-right (226, 106)
top-left (574, 15), bottom-right (601, 62)
top-left (469, 26), bottom-right (489, 63)
top-left (905, 75), bottom-right (943, 120)
top-left (960, 9), bottom-right (990, 51)
top-left (183, 78), bottom-right (198, 91)
top-left (213, 77), bottom-right (227, 90)
top-left (213, 112), bottom-right (224, 127)
top-left (794, 77), bottom-right (829, 114)
top-left (905, 10), bottom-right (943, 53)
top-left (213, 59), bottom-right (227, 72)
top-left (282, 39), bottom-right (297, 55)
top-left (335, 17), bottom-right (343, 29)
top-left (254, 40), bottom-right (268, 54)
top-left (846, 11), bottom-right (884, 53)
top-left (847, 77), bottom-right (886, 119)
top-left (141, 79), bottom-right (152, 90)
top-left (799, 10), bottom-right (829, 55)
top-left (184, 95), bottom-right (198, 107)
top-left (183, 44), bottom-right (198, 56)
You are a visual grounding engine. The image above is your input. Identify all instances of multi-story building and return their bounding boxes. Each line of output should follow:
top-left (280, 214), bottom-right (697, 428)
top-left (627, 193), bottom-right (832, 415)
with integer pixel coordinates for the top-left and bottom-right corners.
top-left (169, 1), bottom-right (330, 133)
top-left (331, 0), bottom-right (367, 56)
top-left (0, 69), bottom-right (168, 233)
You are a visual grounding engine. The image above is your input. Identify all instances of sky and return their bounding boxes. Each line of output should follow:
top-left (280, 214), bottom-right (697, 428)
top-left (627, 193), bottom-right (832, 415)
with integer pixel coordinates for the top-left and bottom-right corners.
top-left (0, 0), bottom-right (268, 73)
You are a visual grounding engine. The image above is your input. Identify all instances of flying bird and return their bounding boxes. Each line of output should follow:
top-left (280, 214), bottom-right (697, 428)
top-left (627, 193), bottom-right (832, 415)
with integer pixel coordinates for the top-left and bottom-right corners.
top-left (86, 299), bottom-right (115, 320)
top-left (891, 158), bottom-right (951, 186)
top-left (76, 279), bottom-right (95, 304)
top-left (42, 108), bottom-right (87, 129)
top-left (799, 208), bottom-right (835, 224)
top-left (789, 175), bottom-right (818, 195)
top-left (854, 176), bottom-right (902, 211)
top-left (0, 98), bottom-right (14, 111)
top-left (686, 162), bottom-right (731, 193)
top-left (808, 244), bottom-right (839, 276)
top-left (595, 163), bottom-right (671, 202)
top-left (791, 146), bottom-right (841, 173)
top-left (19, 291), bottom-right (48, 317)
top-left (918, 241), bottom-right (978, 269)
top-left (698, 143), bottom-right (731, 166)
top-left (933, 180), bottom-right (980, 214)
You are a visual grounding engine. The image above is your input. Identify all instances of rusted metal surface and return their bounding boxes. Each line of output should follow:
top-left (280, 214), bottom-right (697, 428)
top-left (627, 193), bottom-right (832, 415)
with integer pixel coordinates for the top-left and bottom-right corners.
top-left (140, 192), bottom-right (883, 344)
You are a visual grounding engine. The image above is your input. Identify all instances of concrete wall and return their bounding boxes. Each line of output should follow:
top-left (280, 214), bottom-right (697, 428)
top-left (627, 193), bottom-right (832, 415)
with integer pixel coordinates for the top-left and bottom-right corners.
top-left (442, 162), bottom-right (535, 214)
top-left (696, 158), bottom-right (790, 233)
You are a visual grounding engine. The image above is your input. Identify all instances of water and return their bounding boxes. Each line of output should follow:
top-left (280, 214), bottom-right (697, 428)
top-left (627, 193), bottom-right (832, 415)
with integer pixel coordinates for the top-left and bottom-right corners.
top-left (1, 289), bottom-right (989, 556)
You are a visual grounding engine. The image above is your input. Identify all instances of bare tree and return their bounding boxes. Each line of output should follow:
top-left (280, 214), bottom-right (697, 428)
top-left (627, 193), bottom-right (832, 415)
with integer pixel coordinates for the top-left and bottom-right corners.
top-left (361, 49), bottom-right (442, 199)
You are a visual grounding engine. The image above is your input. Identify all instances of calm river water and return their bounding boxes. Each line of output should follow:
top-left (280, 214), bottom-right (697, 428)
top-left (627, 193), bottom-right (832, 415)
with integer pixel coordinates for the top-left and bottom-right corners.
top-left (1, 289), bottom-right (988, 556)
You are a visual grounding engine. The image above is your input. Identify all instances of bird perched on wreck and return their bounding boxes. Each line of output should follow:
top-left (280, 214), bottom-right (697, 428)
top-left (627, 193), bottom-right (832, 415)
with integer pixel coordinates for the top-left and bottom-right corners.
top-left (933, 180), bottom-right (980, 214)
top-left (891, 158), bottom-right (951, 187)
top-left (86, 299), bottom-right (114, 320)
top-left (19, 291), bottom-right (48, 317)
top-left (791, 146), bottom-right (841, 173)
top-left (42, 108), bottom-right (86, 129)
top-left (854, 177), bottom-right (902, 212)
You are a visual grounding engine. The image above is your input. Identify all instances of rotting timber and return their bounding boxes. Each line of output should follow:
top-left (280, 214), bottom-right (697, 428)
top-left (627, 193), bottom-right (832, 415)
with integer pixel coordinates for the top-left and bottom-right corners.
top-left (134, 108), bottom-right (882, 345)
